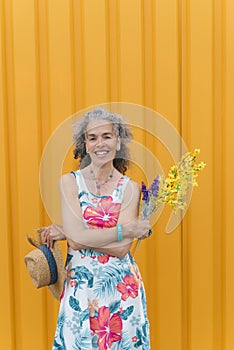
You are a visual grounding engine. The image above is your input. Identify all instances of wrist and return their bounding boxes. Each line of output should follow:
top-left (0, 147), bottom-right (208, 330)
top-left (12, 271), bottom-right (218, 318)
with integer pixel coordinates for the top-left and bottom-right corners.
top-left (117, 224), bottom-right (123, 242)
top-left (121, 224), bottom-right (131, 239)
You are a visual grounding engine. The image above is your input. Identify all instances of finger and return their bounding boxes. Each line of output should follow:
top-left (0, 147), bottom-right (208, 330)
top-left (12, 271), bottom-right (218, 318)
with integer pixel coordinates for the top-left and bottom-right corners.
top-left (37, 227), bottom-right (46, 241)
top-left (43, 232), bottom-right (49, 244)
top-left (36, 227), bottom-right (46, 234)
top-left (141, 228), bottom-right (151, 240)
top-left (46, 234), bottom-right (52, 248)
top-left (44, 229), bottom-right (52, 245)
top-left (144, 229), bottom-right (152, 239)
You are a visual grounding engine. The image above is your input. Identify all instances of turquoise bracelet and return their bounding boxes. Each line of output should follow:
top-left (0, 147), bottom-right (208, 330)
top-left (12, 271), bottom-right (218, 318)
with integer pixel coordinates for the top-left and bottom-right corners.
top-left (117, 224), bottom-right (122, 242)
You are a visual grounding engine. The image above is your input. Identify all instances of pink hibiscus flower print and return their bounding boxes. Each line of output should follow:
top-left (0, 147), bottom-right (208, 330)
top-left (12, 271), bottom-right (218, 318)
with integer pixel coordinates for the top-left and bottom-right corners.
top-left (117, 274), bottom-right (139, 301)
top-left (83, 196), bottom-right (121, 228)
top-left (90, 306), bottom-right (122, 350)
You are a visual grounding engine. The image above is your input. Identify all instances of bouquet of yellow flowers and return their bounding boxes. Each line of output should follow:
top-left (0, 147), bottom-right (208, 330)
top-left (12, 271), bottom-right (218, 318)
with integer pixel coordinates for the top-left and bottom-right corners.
top-left (134, 149), bottom-right (206, 253)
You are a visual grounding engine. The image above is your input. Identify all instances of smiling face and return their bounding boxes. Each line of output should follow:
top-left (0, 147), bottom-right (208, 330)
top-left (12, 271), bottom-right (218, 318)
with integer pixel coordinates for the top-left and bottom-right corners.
top-left (85, 119), bottom-right (120, 167)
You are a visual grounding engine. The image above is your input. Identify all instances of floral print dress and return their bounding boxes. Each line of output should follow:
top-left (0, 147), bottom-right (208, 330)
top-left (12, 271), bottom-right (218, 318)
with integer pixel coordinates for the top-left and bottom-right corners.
top-left (53, 170), bottom-right (150, 350)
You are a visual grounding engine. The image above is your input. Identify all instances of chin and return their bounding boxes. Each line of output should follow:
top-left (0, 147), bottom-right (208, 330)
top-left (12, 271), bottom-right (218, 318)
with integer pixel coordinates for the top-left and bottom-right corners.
top-left (91, 153), bottom-right (115, 164)
top-left (92, 157), bottom-right (114, 167)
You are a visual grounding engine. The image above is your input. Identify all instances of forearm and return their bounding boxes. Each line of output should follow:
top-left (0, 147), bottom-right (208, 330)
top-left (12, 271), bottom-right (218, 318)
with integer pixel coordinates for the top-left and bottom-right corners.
top-left (63, 221), bottom-right (132, 248)
top-left (64, 224), bottom-right (132, 249)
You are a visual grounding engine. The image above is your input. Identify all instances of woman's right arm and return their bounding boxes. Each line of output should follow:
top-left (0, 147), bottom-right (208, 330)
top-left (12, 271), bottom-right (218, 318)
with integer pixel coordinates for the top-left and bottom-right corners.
top-left (59, 173), bottom-right (150, 249)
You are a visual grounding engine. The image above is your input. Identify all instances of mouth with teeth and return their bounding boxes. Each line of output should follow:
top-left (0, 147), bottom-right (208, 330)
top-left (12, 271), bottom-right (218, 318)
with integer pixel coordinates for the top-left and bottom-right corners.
top-left (94, 150), bottom-right (109, 156)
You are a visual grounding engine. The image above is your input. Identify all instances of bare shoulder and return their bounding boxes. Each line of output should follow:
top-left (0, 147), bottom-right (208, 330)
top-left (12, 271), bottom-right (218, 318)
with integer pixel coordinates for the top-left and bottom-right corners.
top-left (126, 179), bottom-right (140, 192)
top-left (123, 179), bottom-right (140, 200)
top-left (119, 179), bottom-right (141, 217)
top-left (59, 172), bottom-right (78, 195)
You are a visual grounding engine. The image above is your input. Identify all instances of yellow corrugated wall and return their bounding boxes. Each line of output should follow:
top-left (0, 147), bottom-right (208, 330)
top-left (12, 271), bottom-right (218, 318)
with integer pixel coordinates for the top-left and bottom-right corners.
top-left (0, 0), bottom-right (233, 349)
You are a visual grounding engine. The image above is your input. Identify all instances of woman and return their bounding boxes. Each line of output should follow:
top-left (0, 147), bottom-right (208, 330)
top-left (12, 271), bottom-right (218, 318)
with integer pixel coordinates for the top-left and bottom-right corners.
top-left (43, 107), bottom-right (151, 349)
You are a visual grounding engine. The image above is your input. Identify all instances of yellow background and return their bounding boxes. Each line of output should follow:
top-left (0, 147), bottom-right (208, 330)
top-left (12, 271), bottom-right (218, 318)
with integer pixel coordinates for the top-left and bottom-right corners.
top-left (0, 1), bottom-right (233, 350)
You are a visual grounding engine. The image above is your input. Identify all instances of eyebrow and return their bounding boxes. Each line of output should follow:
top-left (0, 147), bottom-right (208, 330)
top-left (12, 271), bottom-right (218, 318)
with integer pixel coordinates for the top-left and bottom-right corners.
top-left (86, 132), bottom-right (114, 137)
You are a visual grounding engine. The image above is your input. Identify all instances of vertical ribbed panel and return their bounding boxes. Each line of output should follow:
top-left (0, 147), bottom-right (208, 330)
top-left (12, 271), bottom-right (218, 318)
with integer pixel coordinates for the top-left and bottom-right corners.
top-left (0, 1), bottom-right (233, 350)
top-left (225, 1), bottom-right (234, 349)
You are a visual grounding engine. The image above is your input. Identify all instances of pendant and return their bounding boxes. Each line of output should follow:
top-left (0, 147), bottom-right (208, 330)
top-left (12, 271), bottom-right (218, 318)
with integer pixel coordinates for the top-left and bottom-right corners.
top-left (96, 183), bottom-right (101, 195)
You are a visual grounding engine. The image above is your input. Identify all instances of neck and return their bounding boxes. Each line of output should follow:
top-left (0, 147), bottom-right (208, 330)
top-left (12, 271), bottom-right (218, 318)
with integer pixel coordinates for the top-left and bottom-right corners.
top-left (90, 162), bottom-right (114, 181)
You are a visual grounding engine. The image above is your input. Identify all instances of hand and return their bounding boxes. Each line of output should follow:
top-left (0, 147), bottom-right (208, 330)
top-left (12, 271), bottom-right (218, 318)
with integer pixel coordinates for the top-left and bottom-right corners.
top-left (41, 224), bottom-right (66, 248)
top-left (122, 219), bottom-right (151, 240)
top-left (139, 228), bottom-right (152, 240)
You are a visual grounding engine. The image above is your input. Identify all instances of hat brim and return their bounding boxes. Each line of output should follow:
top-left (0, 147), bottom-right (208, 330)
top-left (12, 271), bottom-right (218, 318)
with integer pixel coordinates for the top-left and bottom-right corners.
top-left (47, 241), bottom-right (67, 300)
top-left (26, 228), bottom-right (67, 300)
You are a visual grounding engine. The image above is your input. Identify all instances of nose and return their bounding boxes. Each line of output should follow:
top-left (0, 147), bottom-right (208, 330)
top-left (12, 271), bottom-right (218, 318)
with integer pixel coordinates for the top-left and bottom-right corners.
top-left (96, 136), bottom-right (105, 147)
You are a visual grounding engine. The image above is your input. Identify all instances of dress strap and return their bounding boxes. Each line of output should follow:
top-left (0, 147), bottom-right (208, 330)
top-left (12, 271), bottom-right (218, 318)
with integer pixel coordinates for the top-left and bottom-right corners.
top-left (70, 170), bottom-right (88, 194)
top-left (112, 175), bottom-right (130, 202)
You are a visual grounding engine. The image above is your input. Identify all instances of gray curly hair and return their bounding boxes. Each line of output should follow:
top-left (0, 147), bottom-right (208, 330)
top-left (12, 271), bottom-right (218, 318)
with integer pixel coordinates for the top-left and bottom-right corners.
top-left (72, 107), bottom-right (133, 174)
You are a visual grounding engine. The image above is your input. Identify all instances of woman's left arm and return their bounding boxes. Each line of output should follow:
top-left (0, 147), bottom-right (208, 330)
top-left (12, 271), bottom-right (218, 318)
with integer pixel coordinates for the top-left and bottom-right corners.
top-left (85, 180), bottom-right (149, 258)
top-left (43, 180), bottom-right (148, 258)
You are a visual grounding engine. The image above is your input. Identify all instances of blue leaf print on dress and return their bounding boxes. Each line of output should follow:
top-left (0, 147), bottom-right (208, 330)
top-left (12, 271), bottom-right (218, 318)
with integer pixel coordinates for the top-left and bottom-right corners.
top-left (121, 331), bottom-right (133, 349)
top-left (78, 190), bottom-right (89, 199)
top-left (79, 308), bottom-right (90, 326)
top-left (79, 201), bottom-right (94, 207)
top-left (130, 314), bottom-right (141, 327)
top-left (109, 300), bottom-right (121, 313)
top-left (93, 266), bottom-right (103, 278)
top-left (79, 249), bottom-right (103, 257)
top-left (134, 322), bottom-right (150, 349)
top-left (53, 339), bottom-right (65, 350)
top-left (93, 265), bottom-right (123, 298)
top-left (53, 312), bottom-right (66, 349)
top-left (141, 286), bottom-right (146, 305)
top-left (73, 327), bottom-right (91, 350)
top-left (70, 265), bottom-right (94, 295)
top-left (91, 334), bottom-right (99, 348)
top-left (118, 305), bottom-right (134, 320)
top-left (74, 280), bottom-right (86, 295)
top-left (69, 296), bottom-right (81, 312)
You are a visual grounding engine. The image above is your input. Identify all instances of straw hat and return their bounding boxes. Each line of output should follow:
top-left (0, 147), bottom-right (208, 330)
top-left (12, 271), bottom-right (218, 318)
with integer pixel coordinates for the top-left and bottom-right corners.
top-left (24, 228), bottom-right (67, 300)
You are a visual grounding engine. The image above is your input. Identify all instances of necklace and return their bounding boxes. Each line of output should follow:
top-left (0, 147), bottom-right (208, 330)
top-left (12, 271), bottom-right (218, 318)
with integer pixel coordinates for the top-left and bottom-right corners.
top-left (90, 167), bottom-right (114, 195)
